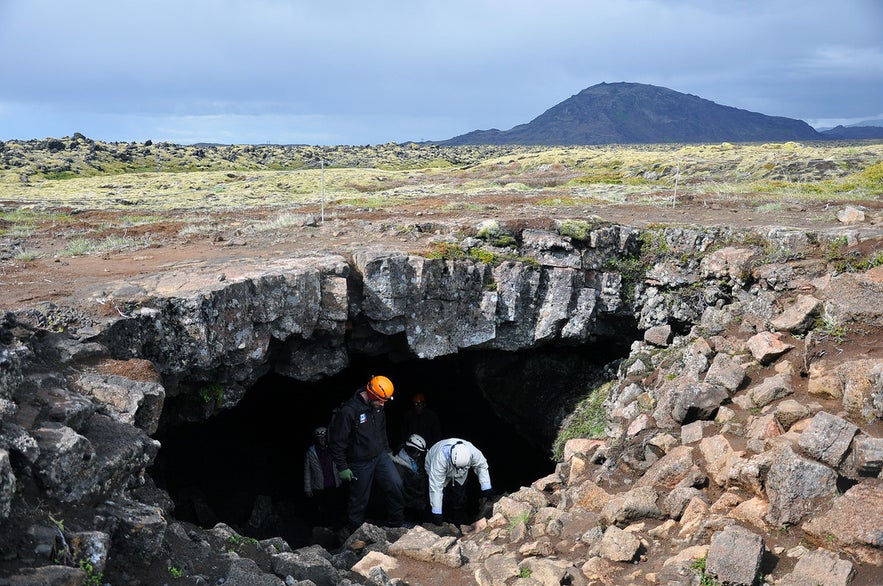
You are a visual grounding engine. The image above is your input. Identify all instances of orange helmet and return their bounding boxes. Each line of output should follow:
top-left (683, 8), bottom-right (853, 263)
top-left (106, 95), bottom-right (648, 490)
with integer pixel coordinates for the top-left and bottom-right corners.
top-left (366, 375), bottom-right (394, 402)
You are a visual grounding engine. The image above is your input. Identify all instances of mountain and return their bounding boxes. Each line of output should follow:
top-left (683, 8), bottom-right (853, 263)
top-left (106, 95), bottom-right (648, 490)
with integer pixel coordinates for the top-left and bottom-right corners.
top-left (850, 118), bottom-right (883, 127)
top-left (820, 125), bottom-right (883, 140)
top-left (437, 82), bottom-right (823, 146)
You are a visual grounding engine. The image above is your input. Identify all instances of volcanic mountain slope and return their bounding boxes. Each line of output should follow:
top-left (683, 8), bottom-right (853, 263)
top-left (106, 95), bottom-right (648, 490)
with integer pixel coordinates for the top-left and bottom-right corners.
top-left (439, 82), bottom-right (823, 145)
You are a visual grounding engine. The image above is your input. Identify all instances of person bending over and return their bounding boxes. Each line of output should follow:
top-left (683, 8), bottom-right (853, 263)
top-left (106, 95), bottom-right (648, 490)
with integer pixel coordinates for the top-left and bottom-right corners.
top-left (425, 438), bottom-right (492, 526)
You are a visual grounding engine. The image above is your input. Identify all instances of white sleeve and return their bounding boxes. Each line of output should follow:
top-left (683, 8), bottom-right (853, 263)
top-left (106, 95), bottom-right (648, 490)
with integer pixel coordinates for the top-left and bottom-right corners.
top-left (426, 450), bottom-right (448, 514)
top-left (471, 446), bottom-right (492, 491)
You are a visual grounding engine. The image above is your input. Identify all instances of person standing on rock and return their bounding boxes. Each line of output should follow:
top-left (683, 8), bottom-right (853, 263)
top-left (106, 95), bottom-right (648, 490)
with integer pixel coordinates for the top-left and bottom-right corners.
top-left (425, 438), bottom-right (492, 526)
top-left (329, 375), bottom-right (405, 532)
top-left (303, 426), bottom-right (341, 528)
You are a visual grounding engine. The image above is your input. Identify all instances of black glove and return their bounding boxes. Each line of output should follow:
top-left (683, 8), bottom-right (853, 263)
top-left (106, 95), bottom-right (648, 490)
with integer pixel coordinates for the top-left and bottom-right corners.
top-left (481, 488), bottom-right (493, 498)
top-left (432, 513), bottom-right (443, 525)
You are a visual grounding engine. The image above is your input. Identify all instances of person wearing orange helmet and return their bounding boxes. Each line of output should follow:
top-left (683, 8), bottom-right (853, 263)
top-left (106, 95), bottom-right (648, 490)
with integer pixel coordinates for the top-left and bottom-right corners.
top-left (401, 392), bottom-right (442, 449)
top-left (329, 375), bottom-right (404, 532)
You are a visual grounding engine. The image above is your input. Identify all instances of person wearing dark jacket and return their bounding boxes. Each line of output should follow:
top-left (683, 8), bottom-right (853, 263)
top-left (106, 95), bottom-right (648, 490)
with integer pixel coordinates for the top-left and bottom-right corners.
top-left (303, 426), bottom-right (340, 528)
top-left (392, 434), bottom-right (429, 522)
top-left (401, 393), bottom-right (442, 449)
top-left (329, 375), bottom-right (404, 532)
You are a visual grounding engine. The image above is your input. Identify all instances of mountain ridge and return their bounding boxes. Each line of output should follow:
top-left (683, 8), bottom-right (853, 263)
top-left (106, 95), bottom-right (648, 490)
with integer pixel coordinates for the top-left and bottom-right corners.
top-left (436, 82), bottom-right (883, 145)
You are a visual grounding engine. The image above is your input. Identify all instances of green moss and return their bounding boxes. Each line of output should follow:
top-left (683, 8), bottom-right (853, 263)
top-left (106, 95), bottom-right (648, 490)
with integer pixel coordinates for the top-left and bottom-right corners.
top-left (569, 172), bottom-right (623, 185)
top-left (42, 170), bottom-right (79, 180)
top-left (198, 383), bottom-right (225, 406)
top-left (552, 380), bottom-right (613, 461)
top-left (475, 220), bottom-right (517, 248)
top-left (860, 161), bottom-right (883, 184)
top-left (536, 196), bottom-right (579, 206)
top-left (557, 218), bottom-right (604, 242)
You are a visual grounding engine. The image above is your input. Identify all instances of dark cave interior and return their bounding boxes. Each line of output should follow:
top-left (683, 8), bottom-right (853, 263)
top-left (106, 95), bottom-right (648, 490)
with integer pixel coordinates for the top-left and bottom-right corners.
top-left (149, 340), bottom-right (631, 546)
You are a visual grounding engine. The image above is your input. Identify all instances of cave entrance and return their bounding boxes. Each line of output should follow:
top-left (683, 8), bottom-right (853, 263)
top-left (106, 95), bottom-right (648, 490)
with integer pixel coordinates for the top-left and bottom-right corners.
top-left (149, 340), bottom-right (630, 546)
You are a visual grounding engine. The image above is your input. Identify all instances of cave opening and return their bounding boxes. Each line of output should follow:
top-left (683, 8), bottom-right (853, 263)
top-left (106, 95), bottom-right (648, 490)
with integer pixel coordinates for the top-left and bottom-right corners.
top-left (149, 337), bottom-right (632, 547)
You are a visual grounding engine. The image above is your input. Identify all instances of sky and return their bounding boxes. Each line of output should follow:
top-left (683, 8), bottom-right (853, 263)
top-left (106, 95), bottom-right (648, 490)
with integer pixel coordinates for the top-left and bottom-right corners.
top-left (1, 0), bottom-right (881, 146)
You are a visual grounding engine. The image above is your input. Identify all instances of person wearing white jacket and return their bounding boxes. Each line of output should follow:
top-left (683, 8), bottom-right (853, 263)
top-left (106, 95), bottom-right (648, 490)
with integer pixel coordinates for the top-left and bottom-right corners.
top-left (424, 438), bottom-right (492, 525)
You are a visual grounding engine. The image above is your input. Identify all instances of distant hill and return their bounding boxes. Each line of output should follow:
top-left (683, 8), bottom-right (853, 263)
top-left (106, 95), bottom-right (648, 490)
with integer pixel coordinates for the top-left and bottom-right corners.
top-left (437, 82), bottom-right (824, 146)
top-left (851, 118), bottom-right (883, 128)
top-left (820, 125), bottom-right (883, 140)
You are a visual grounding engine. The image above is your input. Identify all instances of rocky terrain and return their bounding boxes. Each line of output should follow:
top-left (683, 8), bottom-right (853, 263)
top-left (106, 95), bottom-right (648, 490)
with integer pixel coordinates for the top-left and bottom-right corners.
top-left (0, 138), bottom-right (882, 585)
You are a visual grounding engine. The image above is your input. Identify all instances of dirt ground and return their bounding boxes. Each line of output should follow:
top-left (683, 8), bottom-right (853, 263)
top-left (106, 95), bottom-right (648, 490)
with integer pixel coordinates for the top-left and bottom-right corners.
top-left (3, 191), bottom-right (879, 315)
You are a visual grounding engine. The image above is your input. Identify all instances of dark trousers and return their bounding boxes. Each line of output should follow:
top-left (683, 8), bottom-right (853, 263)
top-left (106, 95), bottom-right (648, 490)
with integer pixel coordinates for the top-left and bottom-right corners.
top-left (310, 487), bottom-right (343, 529)
top-left (348, 453), bottom-right (404, 530)
top-left (443, 480), bottom-right (468, 525)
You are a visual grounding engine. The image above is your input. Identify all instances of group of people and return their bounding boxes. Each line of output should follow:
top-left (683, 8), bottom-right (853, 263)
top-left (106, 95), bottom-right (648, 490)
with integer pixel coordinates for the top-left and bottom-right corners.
top-left (303, 375), bottom-right (493, 533)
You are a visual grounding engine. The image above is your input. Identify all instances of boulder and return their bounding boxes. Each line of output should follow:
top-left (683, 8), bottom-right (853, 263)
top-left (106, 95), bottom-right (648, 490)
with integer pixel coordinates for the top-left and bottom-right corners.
top-left (643, 324), bottom-right (672, 347)
top-left (807, 359), bottom-right (843, 399)
top-left (520, 229), bottom-right (581, 269)
top-left (271, 547), bottom-right (338, 586)
top-left (728, 497), bottom-right (769, 530)
top-left (798, 411), bottom-right (859, 467)
top-left (802, 480), bottom-right (883, 565)
top-left (770, 294), bottom-right (821, 333)
top-left (837, 205), bottom-right (865, 223)
top-left (670, 382), bottom-right (729, 424)
top-left (706, 525), bottom-right (764, 586)
top-left (4, 565), bottom-right (85, 585)
top-left (597, 525), bottom-right (641, 562)
top-left (225, 556), bottom-right (284, 586)
top-left (388, 525), bottom-right (464, 568)
top-left (31, 424), bottom-right (96, 501)
top-left (847, 435), bottom-right (883, 477)
top-left (600, 486), bottom-right (664, 526)
top-left (820, 269), bottom-right (883, 327)
top-left (71, 373), bottom-right (165, 434)
top-left (746, 372), bottom-right (793, 408)
top-left (664, 487), bottom-right (707, 520)
top-left (746, 331), bottom-right (794, 364)
top-left (479, 553), bottom-right (521, 584)
top-left (95, 497), bottom-right (166, 561)
top-left (704, 353), bottom-right (746, 393)
top-left (765, 446), bottom-right (837, 526)
top-left (699, 435), bottom-right (740, 488)
top-left (521, 556), bottom-right (587, 586)
top-left (69, 531), bottom-right (111, 575)
top-left (351, 551), bottom-right (398, 578)
top-left (635, 446), bottom-right (695, 489)
top-left (838, 358), bottom-right (883, 421)
top-left (772, 399), bottom-right (812, 430)
top-left (680, 420), bottom-right (713, 444)
top-left (699, 246), bottom-right (755, 283)
top-left (778, 548), bottom-right (855, 586)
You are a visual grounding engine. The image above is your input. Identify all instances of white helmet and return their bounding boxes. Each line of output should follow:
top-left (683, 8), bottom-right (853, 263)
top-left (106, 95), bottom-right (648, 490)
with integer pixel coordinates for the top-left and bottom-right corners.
top-left (405, 434), bottom-right (427, 452)
top-left (450, 442), bottom-right (470, 468)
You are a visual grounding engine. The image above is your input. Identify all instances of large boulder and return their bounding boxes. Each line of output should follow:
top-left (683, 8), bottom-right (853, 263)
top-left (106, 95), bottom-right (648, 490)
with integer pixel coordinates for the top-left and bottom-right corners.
top-left (802, 480), bottom-right (883, 565)
top-left (765, 446), bottom-right (837, 526)
top-left (71, 373), bottom-right (165, 434)
top-left (706, 525), bottom-right (764, 586)
top-left (778, 548), bottom-right (855, 586)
